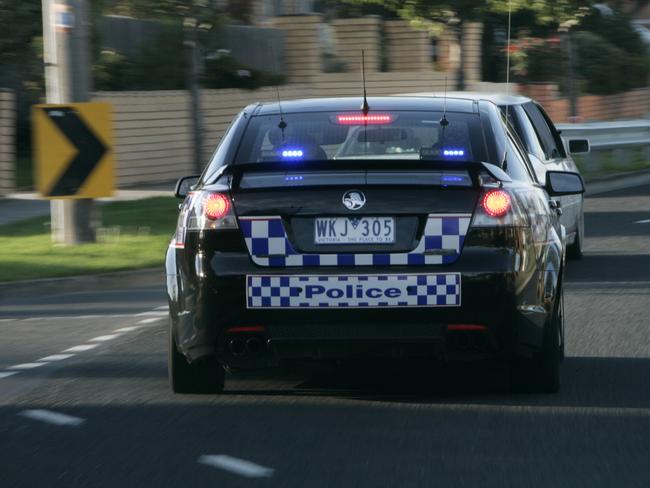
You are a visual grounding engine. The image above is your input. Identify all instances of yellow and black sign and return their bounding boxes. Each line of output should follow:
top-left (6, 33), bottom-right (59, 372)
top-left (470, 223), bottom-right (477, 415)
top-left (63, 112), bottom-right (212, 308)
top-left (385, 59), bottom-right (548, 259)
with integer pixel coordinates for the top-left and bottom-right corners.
top-left (33, 102), bottom-right (114, 199)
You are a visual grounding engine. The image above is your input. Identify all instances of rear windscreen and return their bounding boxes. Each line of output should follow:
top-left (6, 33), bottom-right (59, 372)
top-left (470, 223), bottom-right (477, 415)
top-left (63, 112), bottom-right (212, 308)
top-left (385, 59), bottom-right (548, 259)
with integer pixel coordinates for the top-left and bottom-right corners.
top-left (233, 111), bottom-right (492, 165)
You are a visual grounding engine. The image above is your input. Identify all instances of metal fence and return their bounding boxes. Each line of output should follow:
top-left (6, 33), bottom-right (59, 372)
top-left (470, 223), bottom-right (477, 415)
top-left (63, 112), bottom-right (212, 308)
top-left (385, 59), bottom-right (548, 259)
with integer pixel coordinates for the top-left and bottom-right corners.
top-left (558, 120), bottom-right (650, 175)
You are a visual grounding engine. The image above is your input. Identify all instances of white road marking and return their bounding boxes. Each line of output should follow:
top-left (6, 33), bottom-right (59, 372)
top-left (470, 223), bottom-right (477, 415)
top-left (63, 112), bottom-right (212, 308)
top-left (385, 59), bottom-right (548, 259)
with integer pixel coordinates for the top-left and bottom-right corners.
top-left (21, 314), bottom-right (133, 322)
top-left (565, 281), bottom-right (650, 288)
top-left (38, 354), bottom-right (74, 362)
top-left (114, 326), bottom-right (140, 333)
top-left (197, 455), bottom-right (274, 478)
top-left (19, 409), bottom-right (85, 427)
top-left (154, 305), bottom-right (169, 311)
top-left (62, 344), bottom-right (99, 353)
top-left (0, 371), bottom-right (18, 379)
top-left (634, 219), bottom-right (650, 224)
top-left (135, 311), bottom-right (167, 317)
top-left (9, 362), bottom-right (46, 370)
top-left (88, 334), bottom-right (122, 342)
top-left (138, 317), bottom-right (161, 324)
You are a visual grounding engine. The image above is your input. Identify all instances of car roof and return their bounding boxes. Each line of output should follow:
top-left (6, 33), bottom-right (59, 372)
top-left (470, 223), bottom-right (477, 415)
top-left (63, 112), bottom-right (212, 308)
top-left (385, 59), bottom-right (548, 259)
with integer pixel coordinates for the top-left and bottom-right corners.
top-left (252, 96), bottom-right (482, 115)
top-left (396, 91), bottom-right (532, 106)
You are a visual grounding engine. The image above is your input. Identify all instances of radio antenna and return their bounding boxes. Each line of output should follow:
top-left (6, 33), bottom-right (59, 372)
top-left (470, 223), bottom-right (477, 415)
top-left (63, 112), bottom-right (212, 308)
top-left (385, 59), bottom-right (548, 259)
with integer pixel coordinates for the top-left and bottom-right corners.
top-left (503, 0), bottom-right (513, 165)
top-left (440, 74), bottom-right (449, 127)
top-left (438, 75), bottom-right (449, 152)
top-left (361, 50), bottom-right (370, 115)
top-left (270, 45), bottom-right (287, 140)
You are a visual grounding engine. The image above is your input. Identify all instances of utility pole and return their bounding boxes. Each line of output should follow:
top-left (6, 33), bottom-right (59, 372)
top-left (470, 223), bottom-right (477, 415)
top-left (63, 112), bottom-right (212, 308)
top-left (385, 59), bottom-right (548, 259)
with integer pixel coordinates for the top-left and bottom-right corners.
top-left (41, 0), bottom-right (95, 244)
top-left (185, 16), bottom-right (204, 175)
top-left (562, 28), bottom-right (578, 121)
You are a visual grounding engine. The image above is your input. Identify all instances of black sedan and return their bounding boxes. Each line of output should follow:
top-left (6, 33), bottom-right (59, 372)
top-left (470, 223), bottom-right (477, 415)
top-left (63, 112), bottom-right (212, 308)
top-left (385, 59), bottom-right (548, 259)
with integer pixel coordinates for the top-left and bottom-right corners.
top-left (166, 96), bottom-right (585, 395)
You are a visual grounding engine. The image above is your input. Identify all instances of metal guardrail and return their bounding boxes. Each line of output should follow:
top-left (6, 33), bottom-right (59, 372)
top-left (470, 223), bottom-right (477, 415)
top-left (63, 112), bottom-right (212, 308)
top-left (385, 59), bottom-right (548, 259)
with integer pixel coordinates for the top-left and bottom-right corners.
top-left (556, 119), bottom-right (650, 174)
top-left (557, 120), bottom-right (650, 150)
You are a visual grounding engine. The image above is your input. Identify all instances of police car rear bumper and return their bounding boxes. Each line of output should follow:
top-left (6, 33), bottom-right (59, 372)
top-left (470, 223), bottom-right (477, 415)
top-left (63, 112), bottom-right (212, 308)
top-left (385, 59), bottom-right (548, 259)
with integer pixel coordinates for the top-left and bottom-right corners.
top-left (170, 249), bottom-right (548, 365)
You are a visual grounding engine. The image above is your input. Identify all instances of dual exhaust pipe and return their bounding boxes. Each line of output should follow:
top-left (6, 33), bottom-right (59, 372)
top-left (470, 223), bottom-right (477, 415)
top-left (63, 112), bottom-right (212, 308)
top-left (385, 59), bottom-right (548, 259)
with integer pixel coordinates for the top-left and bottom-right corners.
top-left (228, 337), bottom-right (265, 357)
top-left (447, 330), bottom-right (488, 349)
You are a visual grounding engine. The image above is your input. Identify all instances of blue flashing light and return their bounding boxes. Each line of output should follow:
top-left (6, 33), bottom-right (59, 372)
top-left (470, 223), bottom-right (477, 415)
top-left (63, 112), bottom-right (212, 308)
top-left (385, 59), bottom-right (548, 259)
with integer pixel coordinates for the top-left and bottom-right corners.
top-left (442, 176), bottom-right (464, 182)
top-left (285, 175), bottom-right (304, 181)
top-left (281, 149), bottom-right (304, 158)
top-left (442, 149), bottom-right (465, 157)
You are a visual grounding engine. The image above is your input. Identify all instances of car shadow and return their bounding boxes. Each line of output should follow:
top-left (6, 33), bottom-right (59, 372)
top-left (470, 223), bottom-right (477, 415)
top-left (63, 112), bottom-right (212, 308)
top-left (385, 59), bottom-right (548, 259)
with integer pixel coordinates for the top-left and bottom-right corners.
top-left (225, 355), bottom-right (650, 411)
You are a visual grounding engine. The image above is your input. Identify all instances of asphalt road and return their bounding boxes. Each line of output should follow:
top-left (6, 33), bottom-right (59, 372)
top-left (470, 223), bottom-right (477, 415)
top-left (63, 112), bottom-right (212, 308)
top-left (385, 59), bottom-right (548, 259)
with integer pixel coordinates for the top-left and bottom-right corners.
top-left (1, 184), bottom-right (649, 487)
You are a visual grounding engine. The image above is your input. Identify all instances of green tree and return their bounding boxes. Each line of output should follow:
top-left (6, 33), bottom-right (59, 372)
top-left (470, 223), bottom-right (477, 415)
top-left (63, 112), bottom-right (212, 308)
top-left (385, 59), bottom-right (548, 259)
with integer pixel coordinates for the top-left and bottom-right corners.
top-left (350, 0), bottom-right (593, 88)
top-left (0, 0), bottom-right (44, 160)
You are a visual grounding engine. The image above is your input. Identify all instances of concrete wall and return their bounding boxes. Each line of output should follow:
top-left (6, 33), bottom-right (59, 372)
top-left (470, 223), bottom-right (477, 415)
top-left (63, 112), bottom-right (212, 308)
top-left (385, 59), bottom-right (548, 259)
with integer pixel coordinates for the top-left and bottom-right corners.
top-left (331, 17), bottom-right (382, 73)
top-left (94, 71), bottom-right (450, 186)
top-left (384, 20), bottom-right (431, 72)
top-left (462, 23), bottom-right (483, 84)
top-left (270, 15), bottom-right (322, 83)
top-left (0, 89), bottom-right (15, 196)
top-left (520, 84), bottom-right (650, 123)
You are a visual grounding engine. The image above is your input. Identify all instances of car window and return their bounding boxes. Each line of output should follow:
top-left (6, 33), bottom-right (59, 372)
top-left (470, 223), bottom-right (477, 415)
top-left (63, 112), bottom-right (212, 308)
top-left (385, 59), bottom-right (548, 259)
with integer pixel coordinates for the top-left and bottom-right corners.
top-left (522, 102), bottom-right (562, 160)
top-left (504, 137), bottom-right (535, 183)
top-left (510, 105), bottom-right (546, 162)
top-left (535, 103), bottom-right (567, 158)
top-left (234, 111), bottom-right (493, 164)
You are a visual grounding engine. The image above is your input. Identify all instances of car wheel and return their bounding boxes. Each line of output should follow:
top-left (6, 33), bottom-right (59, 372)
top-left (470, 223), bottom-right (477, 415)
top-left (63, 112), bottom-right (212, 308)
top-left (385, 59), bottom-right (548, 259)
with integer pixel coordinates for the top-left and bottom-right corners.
top-left (511, 287), bottom-right (563, 394)
top-left (168, 325), bottom-right (224, 394)
top-left (567, 207), bottom-right (584, 260)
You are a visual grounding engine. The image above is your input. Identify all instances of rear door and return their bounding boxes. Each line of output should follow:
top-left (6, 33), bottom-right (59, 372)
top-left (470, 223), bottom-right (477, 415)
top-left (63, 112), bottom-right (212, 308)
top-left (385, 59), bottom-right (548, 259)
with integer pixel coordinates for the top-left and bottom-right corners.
top-left (520, 103), bottom-right (581, 236)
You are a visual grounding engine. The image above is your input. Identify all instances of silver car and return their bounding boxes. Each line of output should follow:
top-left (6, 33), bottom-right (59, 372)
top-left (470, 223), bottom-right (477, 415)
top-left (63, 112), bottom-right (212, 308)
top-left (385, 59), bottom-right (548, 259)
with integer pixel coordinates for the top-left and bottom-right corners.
top-left (403, 92), bottom-right (590, 259)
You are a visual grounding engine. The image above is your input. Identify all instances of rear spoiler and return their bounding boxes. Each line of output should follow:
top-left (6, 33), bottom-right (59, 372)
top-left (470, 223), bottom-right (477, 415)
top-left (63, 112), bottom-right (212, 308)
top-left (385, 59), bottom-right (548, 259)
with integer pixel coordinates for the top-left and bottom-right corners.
top-left (214, 160), bottom-right (511, 189)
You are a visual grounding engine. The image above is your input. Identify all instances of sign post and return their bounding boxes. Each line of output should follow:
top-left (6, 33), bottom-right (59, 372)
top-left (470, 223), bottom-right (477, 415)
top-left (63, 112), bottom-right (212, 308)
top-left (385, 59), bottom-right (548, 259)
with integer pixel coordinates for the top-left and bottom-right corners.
top-left (40, 0), bottom-right (98, 244)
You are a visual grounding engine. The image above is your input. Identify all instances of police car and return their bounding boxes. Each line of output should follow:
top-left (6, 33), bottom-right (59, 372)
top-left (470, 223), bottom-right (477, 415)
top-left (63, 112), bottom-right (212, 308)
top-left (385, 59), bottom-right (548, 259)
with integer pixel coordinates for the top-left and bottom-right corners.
top-left (166, 96), bottom-right (585, 394)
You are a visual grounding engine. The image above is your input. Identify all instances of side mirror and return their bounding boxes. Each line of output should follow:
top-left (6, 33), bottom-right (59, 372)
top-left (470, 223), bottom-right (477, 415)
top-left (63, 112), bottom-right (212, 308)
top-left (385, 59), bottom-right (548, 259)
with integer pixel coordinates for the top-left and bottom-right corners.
top-left (568, 139), bottom-right (590, 154)
top-left (174, 175), bottom-right (200, 199)
top-left (546, 171), bottom-right (585, 196)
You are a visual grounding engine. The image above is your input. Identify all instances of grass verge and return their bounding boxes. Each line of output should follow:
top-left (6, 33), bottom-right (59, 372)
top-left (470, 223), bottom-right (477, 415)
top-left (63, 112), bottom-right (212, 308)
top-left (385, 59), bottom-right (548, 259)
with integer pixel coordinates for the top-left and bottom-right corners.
top-left (0, 197), bottom-right (178, 282)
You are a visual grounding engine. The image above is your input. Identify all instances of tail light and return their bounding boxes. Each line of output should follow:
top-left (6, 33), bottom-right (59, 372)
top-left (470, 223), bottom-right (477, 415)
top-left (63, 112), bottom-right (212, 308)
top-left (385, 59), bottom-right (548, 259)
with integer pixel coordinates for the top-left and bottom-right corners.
top-left (173, 191), bottom-right (238, 248)
top-left (471, 187), bottom-right (527, 227)
top-left (203, 193), bottom-right (231, 220)
top-left (482, 189), bottom-right (511, 217)
top-left (189, 192), bottom-right (237, 230)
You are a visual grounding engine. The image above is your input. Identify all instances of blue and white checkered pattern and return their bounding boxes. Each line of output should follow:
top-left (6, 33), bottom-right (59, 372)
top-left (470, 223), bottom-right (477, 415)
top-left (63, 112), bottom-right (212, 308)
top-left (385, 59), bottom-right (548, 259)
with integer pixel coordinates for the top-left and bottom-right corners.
top-left (240, 214), bottom-right (471, 267)
top-left (246, 273), bottom-right (461, 308)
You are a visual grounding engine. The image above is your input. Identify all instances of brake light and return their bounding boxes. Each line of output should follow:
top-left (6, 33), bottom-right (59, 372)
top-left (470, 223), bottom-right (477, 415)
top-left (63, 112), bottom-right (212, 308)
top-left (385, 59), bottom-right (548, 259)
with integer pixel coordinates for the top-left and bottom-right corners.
top-left (203, 193), bottom-right (230, 220)
top-left (482, 189), bottom-right (511, 217)
top-left (336, 114), bottom-right (393, 125)
top-left (447, 324), bottom-right (487, 331)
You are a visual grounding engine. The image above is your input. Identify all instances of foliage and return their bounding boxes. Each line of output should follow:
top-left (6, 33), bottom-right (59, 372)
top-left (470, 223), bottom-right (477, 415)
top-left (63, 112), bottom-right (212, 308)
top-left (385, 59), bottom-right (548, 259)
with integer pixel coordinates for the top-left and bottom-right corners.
top-left (574, 31), bottom-right (648, 95)
top-left (348, 0), bottom-right (592, 27)
top-left (203, 54), bottom-right (286, 90)
top-left (508, 36), bottom-right (563, 82)
top-left (0, 0), bottom-right (44, 156)
top-left (483, 4), bottom-right (648, 95)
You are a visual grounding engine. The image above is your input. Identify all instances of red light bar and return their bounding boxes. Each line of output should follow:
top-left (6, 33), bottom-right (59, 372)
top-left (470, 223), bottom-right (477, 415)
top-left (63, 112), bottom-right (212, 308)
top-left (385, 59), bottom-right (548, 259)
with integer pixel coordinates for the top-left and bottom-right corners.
top-left (447, 324), bottom-right (487, 331)
top-left (226, 325), bottom-right (266, 334)
top-left (336, 114), bottom-right (393, 125)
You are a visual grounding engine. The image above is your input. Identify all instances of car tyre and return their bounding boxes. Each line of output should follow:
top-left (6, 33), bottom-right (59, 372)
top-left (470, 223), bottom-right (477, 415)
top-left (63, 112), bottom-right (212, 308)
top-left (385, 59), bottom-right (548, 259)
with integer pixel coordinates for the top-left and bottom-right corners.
top-left (169, 326), bottom-right (224, 394)
top-left (567, 209), bottom-right (584, 260)
top-left (511, 287), bottom-right (563, 394)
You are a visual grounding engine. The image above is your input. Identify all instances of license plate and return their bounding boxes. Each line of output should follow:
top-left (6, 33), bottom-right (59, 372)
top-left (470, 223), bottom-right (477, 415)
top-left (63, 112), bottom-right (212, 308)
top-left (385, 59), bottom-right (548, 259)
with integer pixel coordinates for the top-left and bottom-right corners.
top-left (314, 217), bottom-right (395, 244)
top-left (246, 273), bottom-right (461, 308)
